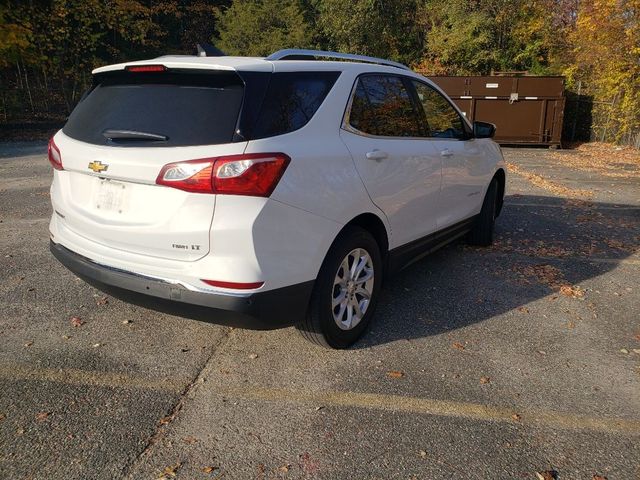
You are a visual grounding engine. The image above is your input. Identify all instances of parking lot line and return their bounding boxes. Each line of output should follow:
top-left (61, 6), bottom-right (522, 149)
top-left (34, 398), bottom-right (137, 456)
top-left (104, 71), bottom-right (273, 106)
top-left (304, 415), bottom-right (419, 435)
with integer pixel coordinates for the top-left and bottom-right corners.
top-left (1, 364), bottom-right (639, 436)
top-left (0, 363), bottom-right (185, 393)
top-left (213, 385), bottom-right (640, 435)
top-left (525, 254), bottom-right (640, 266)
top-left (505, 202), bottom-right (640, 211)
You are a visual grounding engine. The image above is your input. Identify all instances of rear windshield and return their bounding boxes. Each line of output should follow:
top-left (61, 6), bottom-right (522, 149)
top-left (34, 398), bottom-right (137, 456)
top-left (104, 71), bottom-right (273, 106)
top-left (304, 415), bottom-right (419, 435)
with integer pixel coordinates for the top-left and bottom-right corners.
top-left (63, 70), bottom-right (244, 147)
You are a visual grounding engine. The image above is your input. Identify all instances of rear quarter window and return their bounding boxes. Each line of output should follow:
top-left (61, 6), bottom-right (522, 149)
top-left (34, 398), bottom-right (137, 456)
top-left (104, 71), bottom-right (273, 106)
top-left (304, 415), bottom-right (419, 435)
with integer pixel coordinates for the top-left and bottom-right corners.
top-left (63, 70), bottom-right (244, 147)
top-left (251, 72), bottom-right (340, 140)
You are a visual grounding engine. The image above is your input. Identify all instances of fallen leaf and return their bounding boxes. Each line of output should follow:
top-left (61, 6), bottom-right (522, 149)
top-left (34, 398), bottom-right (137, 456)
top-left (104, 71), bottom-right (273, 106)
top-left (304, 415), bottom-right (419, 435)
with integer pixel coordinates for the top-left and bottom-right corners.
top-left (96, 296), bottom-right (109, 305)
top-left (202, 466), bottom-right (219, 474)
top-left (182, 436), bottom-right (198, 444)
top-left (560, 284), bottom-right (585, 298)
top-left (536, 470), bottom-right (557, 480)
top-left (511, 413), bottom-right (521, 421)
top-left (159, 462), bottom-right (182, 478)
top-left (480, 376), bottom-right (491, 384)
top-left (387, 370), bottom-right (404, 378)
top-left (517, 306), bottom-right (529, 313)
top-left (159, 416), bottom-right (172, 425)
top-left (592, 475), bottom-right (608, 480)
top-left (620, 348), bottom-right (629, 354)
top-left (452, 342), bottom-right (465, 351)
top-left (16, 428), bottom-right (24, 435)
top-left (0, 413), bottom-right (5, 421)
top-left (23, 341), bottom-right (33, 347)
top-left (314, 406), bottom-right (324, 411)
top-left (35, 412), bottom-right (49, 422)
top-left (70, 317), bottom-right (85, 327)
top-left (419, 450), bottom-right (427, 458)
top-left (632, 349), bottom-right (640, 354)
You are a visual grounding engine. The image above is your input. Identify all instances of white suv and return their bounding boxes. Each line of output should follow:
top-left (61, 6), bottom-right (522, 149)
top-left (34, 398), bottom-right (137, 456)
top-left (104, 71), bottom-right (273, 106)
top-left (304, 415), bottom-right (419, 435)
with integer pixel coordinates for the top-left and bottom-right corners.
top-left (48, 49), bottom-right (505, 348)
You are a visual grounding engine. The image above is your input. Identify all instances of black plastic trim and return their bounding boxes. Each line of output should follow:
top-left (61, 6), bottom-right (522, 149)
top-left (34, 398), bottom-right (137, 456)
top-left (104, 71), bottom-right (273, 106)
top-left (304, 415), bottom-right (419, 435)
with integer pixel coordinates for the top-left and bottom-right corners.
top-left (387, 216), bottom-right (477, 274)
top-left (50, 241), bottom-right (313, 330)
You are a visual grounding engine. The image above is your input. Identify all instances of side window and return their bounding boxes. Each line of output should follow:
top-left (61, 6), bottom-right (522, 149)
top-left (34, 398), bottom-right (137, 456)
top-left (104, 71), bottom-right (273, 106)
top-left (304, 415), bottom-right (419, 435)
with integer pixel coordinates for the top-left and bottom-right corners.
top-left (412, 81), bottom-right (466, 139)
top-left (348, 75), bottom-right (422, 137)
top-left (252, 72), bottom-right (340, 139)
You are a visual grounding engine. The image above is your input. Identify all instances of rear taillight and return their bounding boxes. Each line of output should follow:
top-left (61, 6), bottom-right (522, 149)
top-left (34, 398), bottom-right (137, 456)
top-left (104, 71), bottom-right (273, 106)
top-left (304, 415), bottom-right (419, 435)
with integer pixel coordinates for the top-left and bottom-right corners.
top-left (48, 137), bottom-right (63, 170)
top-left (156, 153), bottom-right (290, 197)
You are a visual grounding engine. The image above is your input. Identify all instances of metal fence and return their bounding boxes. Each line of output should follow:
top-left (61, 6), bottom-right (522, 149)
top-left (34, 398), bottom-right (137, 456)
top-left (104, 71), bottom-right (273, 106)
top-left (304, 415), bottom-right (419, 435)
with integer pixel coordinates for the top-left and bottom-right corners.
top-left (563, 82), bottom-right (640, 148)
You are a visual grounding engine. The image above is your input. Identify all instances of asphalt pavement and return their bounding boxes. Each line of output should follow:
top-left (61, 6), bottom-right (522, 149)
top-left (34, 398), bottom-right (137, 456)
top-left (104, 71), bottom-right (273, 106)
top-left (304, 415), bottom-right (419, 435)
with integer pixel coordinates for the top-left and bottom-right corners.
top-left (0, 142), bottom-right (638, 480)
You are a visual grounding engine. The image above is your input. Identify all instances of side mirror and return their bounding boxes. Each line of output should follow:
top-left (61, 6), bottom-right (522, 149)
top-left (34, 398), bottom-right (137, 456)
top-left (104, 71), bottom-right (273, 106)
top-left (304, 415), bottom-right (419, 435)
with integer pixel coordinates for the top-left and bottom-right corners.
top-left (473, 121), bottom-right (496, 139)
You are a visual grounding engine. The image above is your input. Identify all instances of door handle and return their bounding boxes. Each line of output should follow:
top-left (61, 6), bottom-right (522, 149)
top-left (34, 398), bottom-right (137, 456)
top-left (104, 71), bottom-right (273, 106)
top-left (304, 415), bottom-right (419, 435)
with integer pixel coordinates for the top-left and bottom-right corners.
top-left (366, 150), bottom-right (388, 160)
top-left (440, 149), bottom-right (454, 158)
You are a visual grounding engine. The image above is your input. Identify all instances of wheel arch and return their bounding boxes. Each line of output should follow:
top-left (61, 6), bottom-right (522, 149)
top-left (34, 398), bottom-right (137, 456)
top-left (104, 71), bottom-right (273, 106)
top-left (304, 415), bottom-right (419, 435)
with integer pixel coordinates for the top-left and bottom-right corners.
top-left (344, 213), bottom-right (390, 257)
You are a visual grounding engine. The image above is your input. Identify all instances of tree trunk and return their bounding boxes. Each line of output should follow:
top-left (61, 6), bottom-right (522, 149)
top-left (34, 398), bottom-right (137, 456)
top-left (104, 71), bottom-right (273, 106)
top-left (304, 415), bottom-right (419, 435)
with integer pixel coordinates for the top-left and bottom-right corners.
top-left (22, 58), bottom-right (35, 115)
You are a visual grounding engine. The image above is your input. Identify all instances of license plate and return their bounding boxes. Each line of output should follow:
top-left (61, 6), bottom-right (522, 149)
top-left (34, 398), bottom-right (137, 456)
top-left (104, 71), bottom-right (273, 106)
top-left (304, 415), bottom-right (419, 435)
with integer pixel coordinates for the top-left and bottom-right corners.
top-left (96, 179), bottom-right (128, 213)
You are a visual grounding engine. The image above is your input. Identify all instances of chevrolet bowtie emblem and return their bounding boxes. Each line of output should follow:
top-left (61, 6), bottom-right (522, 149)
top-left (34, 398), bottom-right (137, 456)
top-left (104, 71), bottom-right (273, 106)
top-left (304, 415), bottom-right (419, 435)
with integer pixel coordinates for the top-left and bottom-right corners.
top-left (88, 161), bottom-right (109, 173)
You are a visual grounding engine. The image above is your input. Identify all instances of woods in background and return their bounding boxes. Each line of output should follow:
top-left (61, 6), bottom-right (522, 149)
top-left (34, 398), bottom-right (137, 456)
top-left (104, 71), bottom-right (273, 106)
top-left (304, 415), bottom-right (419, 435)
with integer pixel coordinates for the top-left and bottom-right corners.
top-left (1, 0), bottom-right (638, 145)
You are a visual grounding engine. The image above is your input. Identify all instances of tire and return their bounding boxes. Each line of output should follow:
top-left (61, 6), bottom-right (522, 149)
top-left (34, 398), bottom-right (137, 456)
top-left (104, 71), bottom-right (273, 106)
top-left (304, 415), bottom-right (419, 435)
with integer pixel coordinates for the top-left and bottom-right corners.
top-left (297, 226), bottom-right (382, 349)
top-left (468, 178), bottom-right (498, 247)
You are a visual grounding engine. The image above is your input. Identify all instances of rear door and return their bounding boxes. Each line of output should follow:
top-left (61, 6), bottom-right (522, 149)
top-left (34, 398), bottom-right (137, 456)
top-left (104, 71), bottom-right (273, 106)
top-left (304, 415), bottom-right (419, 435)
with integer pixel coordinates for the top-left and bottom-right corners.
top-left (410, 80), bottom-right (489, 229)
top-left (53, 68), bottom-right (247, 261)
top-left (339, 74), bottom-right (442, 247)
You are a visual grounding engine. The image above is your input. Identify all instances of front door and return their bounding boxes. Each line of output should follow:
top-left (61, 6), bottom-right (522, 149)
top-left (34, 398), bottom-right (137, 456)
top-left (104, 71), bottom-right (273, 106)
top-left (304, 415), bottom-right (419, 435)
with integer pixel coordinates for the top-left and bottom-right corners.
top-left (411, 80), bottom-right (489, 228)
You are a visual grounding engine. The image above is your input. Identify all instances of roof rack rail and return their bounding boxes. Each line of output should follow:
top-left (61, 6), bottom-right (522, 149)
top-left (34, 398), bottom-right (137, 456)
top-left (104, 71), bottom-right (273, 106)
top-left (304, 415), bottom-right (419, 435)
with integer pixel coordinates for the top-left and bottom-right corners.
top-left (266, 49), bottom-right (410, 71)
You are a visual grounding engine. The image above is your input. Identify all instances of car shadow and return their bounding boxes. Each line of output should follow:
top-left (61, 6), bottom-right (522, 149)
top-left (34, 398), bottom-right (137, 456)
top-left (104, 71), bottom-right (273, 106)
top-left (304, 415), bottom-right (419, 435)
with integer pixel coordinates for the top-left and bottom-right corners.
top-left (355, 193), bottom-right (640, 349)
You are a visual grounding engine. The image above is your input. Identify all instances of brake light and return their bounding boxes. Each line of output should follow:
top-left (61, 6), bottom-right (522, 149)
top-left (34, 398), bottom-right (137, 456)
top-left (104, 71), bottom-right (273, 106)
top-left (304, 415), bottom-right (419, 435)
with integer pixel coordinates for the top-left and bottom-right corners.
top-left (201, 279), bottom-right (264, 290)
top-left (48, 137), bottom-right (63, 170)
top-left (156, 153), bottom-right (290, 197)
top-left (125, 64), bottom-right (166, 73)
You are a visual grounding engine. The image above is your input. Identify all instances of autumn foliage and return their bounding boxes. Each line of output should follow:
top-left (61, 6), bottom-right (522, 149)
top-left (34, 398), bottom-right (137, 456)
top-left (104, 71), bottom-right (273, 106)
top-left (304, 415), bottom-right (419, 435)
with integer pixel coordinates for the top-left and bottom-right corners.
top-left (0, 0), bottom-right (638, 145)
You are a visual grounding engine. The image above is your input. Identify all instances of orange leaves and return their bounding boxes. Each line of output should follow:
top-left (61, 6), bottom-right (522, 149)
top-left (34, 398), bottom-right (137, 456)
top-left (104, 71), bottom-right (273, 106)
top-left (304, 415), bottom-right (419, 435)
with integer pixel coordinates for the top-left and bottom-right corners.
top-left (511, 263), bottom-right (585, 299)
top-left (550, 143), bottom-right (640, 180)
top-left (506, 162), bottom-right (593, 200)
top-left (559, 284), bottom-right (585, 298)
top-left (35, 412), bottom-right (49, 422)
top-left (158, 463), bottom-right (182, 479)
top-left (69, 316), bottom-right (84, 327)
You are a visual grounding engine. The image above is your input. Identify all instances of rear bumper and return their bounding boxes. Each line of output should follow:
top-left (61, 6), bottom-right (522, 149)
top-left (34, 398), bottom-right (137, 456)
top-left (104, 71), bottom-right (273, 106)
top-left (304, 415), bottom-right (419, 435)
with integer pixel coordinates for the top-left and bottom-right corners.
top-left (50, 240), bottom-right (313, 329)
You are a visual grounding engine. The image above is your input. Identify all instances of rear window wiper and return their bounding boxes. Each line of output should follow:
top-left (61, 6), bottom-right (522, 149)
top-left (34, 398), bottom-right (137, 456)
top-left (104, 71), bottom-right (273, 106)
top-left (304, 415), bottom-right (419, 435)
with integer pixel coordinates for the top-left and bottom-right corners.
top-left (102, 129), bottom-right (168, 142)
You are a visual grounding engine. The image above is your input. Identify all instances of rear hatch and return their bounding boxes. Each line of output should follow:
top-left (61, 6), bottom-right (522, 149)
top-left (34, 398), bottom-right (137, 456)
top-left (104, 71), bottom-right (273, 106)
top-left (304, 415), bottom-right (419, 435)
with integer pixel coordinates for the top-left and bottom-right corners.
top-left (54, 67), bottom-right (246, 261)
